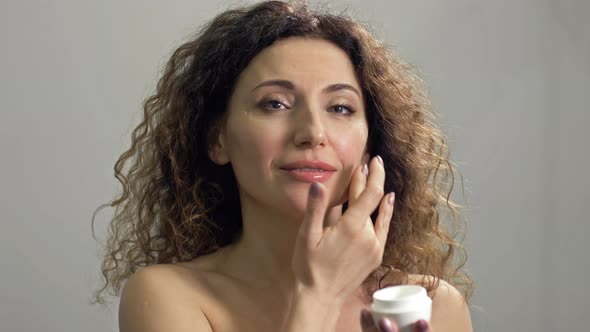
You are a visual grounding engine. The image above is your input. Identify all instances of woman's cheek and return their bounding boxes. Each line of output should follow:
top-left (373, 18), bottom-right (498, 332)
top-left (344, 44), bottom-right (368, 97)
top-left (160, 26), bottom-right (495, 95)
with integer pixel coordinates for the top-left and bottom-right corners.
top-left (332, 127), bottom-right (367, 205)
top-left (333, 172), bottom-right (352, 206)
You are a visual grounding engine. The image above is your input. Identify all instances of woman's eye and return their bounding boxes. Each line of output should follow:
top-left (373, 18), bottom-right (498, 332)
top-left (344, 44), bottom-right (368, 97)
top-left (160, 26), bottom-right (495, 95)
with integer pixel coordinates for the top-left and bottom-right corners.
top-left (260, 100), bottom-right (355, 115)
top-left (261, 99), bottom-right (288, 111)
top-left (330, 104), bottom-right (355, 115)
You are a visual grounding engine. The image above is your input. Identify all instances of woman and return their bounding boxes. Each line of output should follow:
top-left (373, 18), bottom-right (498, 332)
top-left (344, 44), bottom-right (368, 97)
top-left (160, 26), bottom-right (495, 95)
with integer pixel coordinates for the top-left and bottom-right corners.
top-left (93, 1), bottom-right (474, 331)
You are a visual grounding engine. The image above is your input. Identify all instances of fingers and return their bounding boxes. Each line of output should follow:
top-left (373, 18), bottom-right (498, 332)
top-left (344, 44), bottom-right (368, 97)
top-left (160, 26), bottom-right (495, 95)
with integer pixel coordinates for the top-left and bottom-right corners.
top-left (348, 162), bottom-right (368, 206)
top-left (298, 182), bottom-right (328, 248)
top-left (374, 192), bottom-right (395, 249)
top-left (378, 318), bottom-right (396, 332)
top-left (360, 309), bottom-right (375, 331)
top-left (343, 156), bottom-right (386, 229)
top-left (360, 309), bottom-right (398, 332)
top-left (413, 319), bottom-right (430, 332)
top-left (361, 309), bottom-right (428, 332)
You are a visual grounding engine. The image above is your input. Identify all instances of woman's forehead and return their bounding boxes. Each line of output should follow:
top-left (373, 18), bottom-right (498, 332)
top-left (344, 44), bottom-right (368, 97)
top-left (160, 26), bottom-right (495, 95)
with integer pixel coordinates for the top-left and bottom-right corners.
top-left (236, 37), bottom-right (361, 93)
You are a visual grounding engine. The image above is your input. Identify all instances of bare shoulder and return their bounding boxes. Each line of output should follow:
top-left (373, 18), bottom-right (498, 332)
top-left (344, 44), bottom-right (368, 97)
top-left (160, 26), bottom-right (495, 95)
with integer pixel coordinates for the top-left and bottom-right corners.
top-left (408, 274), bottom-right (473, 332)
top-left (119, 264), bottom-right (213, 332)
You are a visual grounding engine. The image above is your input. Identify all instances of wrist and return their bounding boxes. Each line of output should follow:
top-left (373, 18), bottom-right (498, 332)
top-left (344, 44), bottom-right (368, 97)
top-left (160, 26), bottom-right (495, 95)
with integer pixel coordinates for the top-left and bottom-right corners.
top-left (293, 281), bottom-right (345, 310)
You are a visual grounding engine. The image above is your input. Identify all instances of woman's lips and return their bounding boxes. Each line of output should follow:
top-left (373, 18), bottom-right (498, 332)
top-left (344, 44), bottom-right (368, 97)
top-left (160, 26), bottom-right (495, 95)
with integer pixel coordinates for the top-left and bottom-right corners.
top-left (283, 168), bottom-right (335, 182)
top-left (280, 159), bottom-right (336, 182)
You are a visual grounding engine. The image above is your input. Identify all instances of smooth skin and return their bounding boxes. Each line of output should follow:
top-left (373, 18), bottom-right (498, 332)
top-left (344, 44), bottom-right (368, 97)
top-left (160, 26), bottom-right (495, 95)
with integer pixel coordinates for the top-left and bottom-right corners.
top-left (118, 160), bottom-right (471, 332)
top-left (118, 37), bottom-right (472, 332)
top-left (292, 156), bottom-right (393, 305)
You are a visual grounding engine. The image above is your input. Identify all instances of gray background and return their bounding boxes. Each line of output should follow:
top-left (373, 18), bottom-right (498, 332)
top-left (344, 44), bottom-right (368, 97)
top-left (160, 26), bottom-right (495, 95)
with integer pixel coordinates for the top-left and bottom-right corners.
top-left (1, 0), bottom-right (588, 331)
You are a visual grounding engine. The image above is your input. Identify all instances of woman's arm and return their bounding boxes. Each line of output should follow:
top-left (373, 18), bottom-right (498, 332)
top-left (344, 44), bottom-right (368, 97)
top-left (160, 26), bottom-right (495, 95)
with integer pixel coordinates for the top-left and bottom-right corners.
top-left (284, 158), bottom-right (394, 331)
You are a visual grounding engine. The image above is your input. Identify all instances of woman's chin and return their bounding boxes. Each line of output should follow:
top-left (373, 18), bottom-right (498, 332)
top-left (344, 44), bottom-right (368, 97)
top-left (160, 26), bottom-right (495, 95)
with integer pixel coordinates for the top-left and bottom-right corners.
top-left (287, 198), bottom-right (309, 217)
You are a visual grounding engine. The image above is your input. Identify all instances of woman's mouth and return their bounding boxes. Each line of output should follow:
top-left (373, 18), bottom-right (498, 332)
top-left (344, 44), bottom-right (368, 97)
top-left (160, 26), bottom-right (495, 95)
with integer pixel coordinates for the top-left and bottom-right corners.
top-left (282, 168), bottom-right (335, 182)
top-left (280, 159), bottom-right (337, 182)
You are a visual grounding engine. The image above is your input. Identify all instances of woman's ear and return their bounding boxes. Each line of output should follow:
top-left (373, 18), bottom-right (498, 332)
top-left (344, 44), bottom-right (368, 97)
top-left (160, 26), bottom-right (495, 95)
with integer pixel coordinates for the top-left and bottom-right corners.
top-left (208, 126), bottom-right (230, 165)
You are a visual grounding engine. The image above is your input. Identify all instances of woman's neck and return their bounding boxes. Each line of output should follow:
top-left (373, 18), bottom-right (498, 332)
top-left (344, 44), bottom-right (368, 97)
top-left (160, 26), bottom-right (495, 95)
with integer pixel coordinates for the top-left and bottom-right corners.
top-left (216, 193), bottom-right (343, 295)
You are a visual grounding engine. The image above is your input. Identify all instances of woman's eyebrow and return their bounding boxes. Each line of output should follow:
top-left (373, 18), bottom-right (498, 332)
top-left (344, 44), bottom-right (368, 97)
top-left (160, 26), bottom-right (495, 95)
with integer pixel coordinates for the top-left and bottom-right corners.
top-left (251, 79), bottom-right (361, 99)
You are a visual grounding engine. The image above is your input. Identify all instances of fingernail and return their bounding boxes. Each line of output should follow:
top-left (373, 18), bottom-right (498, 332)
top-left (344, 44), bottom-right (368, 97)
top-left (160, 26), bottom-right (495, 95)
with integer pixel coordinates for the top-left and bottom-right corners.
top-left (362, 164), bottom-right (369, 176)
top-left (387, 192), bottom-right (395, 205)
top-left (377, 155), bottom-right (383, 165)
top-left (378, 318), bottom-right (393, 332)
top-left (360, 310), bottom-right (373, 327)
top-left (310, 182), bottom-right (320, 198)
top-left (415, 319), bottom-right (428, 332)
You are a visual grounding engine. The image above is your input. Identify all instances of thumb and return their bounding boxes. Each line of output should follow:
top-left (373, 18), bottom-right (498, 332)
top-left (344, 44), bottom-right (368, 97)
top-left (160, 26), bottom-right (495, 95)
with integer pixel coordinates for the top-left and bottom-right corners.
top-left (299, 182), bottom-right (328, 248)
top-left (360, 309), bottom-right (377, 331)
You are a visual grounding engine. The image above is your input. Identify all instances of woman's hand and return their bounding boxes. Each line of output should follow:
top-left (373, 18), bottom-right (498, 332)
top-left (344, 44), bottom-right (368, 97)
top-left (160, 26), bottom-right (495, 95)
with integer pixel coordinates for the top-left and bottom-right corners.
top-left (360, 309), bottom-right (432, 332)
top-left (291, 155), bottom-right (395, 304)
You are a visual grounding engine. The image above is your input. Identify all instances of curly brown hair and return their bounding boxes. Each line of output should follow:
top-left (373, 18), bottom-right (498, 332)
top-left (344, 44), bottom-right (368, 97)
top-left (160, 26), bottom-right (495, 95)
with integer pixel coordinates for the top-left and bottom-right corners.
top-left (92, 0), bottom-right (473, 305)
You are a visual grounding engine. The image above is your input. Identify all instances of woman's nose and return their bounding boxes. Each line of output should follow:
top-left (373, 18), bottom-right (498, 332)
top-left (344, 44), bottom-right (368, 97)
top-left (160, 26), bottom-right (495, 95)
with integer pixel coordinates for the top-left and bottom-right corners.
top-left (292, 107), bottom-right (326, 148)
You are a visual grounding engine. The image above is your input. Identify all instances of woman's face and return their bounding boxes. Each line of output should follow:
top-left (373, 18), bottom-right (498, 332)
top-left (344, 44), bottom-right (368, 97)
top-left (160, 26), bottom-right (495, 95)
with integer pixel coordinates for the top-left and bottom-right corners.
top-left (211, 37), bottom-right (369, 216)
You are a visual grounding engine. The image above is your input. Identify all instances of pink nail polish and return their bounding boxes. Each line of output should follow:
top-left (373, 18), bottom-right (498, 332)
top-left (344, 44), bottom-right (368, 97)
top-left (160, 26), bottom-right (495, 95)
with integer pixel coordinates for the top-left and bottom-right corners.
top-left (360, 310), bottom-right (372, 327)
top-left (415, 319), bottom-right (428, 332)
top-left (362, 164), bottom-right (369, 176)
top-left (378, 318), bottom-right (393, 332)
top-left (310, 182), bottom-right (320, 198)
top-left (387, 192), bottom-right (395, 205)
